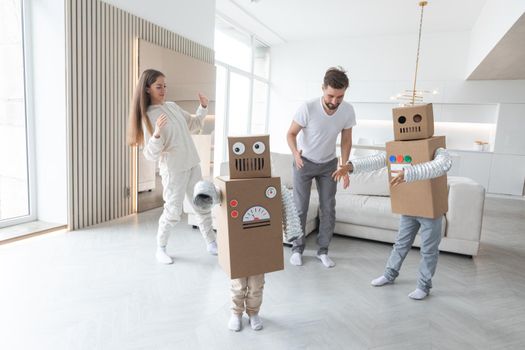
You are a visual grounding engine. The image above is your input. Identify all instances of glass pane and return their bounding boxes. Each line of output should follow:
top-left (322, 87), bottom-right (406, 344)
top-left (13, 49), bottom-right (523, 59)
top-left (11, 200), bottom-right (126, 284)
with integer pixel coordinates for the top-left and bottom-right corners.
top-left (253, 39), bottom-right (270, 79)
top-left (214, 65), bottom-right (227, 172)
top-left (251, 80), bottom-right (268, 134)
top-left (227, 72), bottom-right (250, 136)
top-left (0, 0), bottom-right (29, 222)
top-left (214, 19), bottom-right (252, 72)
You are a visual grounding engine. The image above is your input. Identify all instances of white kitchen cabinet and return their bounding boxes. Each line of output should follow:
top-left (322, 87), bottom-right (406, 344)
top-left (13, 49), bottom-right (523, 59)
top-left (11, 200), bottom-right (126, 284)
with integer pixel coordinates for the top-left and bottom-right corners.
top-left (488, 154), bottom-right (525, 196)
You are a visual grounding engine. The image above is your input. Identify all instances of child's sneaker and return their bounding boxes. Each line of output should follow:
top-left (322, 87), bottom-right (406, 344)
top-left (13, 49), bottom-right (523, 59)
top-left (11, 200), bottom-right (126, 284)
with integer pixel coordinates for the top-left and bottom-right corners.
top-left (249, 314), bottom-right (263, 331)
top-left (228, 314), bottom-right (242, 331)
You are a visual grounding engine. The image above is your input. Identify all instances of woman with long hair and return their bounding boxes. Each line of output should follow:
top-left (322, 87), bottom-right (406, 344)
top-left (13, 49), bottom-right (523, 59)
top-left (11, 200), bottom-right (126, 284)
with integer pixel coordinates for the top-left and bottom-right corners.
top-left (128, 69), bottom-right (217, 264)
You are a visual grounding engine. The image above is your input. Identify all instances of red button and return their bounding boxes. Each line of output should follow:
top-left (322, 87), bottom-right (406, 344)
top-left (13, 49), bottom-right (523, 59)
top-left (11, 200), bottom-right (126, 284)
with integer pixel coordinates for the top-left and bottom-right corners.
top-left (231, 210), bottom-right (238, 218)
top-left (396, 155), bottom-right (404, 163)
top-left (230, 199), bottom-right (238, 207)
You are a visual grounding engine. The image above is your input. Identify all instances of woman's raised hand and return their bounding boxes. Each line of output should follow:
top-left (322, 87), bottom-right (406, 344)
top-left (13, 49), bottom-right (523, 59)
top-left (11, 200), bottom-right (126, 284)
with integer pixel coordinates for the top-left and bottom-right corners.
top-left (153, 114), bottom-right (168, 138)
top-left (198, 93), bottom-right (209, 108)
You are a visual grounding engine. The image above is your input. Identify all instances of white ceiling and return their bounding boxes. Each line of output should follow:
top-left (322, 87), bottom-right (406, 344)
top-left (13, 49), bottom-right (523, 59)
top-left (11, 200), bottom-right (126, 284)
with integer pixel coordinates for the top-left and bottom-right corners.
top-left (216, 0), bottom-right (488, 45)
top-left (468, 12), bottom-right (525, 80)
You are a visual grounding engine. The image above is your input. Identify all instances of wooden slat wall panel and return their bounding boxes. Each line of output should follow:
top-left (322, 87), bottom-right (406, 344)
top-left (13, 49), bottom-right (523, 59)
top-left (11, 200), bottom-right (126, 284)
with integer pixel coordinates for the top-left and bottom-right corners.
top-left (65, 0), bottom-right (214, 230)
top-left (87, 0), bottom-right (93, 227)
top-left (80, 0), bottom-right (86, 229)
top-left (95, 0), bottom-right (101, 224)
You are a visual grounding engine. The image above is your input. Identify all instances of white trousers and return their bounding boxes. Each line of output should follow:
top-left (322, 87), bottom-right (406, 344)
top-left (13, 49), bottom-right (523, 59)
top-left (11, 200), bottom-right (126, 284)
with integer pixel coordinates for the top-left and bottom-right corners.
top-left (157, 165), bottom-right (215, 247)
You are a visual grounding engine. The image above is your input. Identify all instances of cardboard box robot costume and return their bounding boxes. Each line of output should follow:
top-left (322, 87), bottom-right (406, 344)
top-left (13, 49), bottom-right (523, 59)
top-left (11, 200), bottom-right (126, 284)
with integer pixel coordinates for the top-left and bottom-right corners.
top-left (351, 103), bottom-right (449, 219)
top-left (387, 103), bottom-right (448, 218)
top-left (193, 135), bottom-right (303, 279)
top-left (215, 135), bottom-right (284, 278)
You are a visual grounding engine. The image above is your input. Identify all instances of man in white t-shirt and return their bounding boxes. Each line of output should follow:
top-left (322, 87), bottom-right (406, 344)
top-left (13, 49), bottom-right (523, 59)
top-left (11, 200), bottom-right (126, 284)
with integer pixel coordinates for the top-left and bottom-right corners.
top-left (286, 67), bottom-right (356, 268)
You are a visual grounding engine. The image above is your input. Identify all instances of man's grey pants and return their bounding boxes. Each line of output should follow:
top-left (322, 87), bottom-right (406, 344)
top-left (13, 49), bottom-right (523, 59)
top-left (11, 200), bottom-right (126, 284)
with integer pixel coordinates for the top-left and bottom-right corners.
top-left (384, 215), bottom-right (443, 293)
top-left (292, 157), bottom-right (338, 255)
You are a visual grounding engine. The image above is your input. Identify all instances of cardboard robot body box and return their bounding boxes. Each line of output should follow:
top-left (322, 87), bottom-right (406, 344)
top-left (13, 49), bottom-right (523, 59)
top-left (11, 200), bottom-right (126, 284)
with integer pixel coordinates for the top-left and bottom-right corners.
top-left (387, 104), bottom-right (448, 219)
top-left (215, 135), bottom-right (284, 279)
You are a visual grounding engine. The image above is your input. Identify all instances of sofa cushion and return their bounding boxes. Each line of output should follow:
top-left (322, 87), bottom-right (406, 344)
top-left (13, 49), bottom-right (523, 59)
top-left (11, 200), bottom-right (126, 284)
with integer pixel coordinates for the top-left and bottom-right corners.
top-left (337, 167), bottom-right (390, 196)
top-left (335, 192), bottom-right (446, 236)
top-left (271, 152), bottom-right (294, 188)
top-left (335, 193), bottom-right (401, 231)
top-left (445, 176), bottom-right (485, 241)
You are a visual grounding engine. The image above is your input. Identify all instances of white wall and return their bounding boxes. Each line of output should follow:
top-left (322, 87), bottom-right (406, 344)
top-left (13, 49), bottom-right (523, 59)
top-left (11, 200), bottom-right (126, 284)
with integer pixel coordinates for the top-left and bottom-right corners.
top-left (268, 31), bottom-right (525, 154)
top-left (102, 0), bottom-right (216, 48)
top-left (27, 0), bottom-right (67, 224)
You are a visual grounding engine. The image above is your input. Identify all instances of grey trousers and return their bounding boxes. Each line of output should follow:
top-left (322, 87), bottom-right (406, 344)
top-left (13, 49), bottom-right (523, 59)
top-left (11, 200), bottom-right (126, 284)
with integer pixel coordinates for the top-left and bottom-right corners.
top-left (292, 157), bottom-right (338, 255)
top-left (384, 215), bottom-right (443, 293)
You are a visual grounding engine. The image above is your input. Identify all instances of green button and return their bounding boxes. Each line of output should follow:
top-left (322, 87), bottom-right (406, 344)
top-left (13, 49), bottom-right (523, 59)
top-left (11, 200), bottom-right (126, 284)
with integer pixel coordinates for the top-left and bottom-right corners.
top-left (404, 155), bottom-right (412, 163)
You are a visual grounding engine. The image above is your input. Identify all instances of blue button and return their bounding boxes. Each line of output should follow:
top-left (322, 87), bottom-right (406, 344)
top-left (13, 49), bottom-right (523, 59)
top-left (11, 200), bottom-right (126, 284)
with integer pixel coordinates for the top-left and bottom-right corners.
top-left (389, 155), bottom-right (396, 162)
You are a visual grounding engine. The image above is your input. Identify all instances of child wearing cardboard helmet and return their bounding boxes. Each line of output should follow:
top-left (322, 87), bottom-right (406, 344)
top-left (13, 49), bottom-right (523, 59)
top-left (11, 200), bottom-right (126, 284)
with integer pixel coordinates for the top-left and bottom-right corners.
top-left (333, 103), bottom-right (452, 300)
top-left (193, 135), bottom-right (303, 331)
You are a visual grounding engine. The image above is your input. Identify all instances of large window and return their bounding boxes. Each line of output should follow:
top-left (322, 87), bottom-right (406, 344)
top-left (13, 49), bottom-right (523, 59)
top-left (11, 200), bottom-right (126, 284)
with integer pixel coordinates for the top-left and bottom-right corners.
top-left (227, 72), bottom-right (251, 136)
top-left (214, 17), bottom-right (271, 169)
top-left (0, 0), bottom-right (33, 227)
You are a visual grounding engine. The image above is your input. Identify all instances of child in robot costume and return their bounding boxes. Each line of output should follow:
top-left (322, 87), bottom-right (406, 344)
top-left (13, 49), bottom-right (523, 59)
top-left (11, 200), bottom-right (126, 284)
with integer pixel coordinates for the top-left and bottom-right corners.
top-left (226, 185), bottom-right (301, 331)
top-left (333, 105), bottom-right (452, 300)
top-left (193, 153), bottom-right (303, 331)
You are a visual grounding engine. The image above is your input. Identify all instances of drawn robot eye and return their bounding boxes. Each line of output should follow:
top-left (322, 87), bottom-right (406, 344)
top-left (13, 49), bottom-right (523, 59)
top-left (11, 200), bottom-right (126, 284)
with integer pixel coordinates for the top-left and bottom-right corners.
top-left (232, 142), bottom-right (245, 155)
top-left (252, 141), bottom-right (266, 155)
top-left (398, 116), bottom-right (406, 124)
top-left (413, 114), bottom-right (422, 123)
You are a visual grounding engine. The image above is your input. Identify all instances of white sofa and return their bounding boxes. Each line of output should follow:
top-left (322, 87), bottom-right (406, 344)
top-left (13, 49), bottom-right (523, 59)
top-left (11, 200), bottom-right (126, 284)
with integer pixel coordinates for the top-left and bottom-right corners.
top-left (185, 152), bottom-right (485, 257)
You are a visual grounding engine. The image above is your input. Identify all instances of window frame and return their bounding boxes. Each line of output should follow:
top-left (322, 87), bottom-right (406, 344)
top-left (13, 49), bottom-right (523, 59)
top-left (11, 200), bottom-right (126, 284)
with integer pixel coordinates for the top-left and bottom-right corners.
top-left (0, 0), bottom-right (37, 228)
top-left (214, 19), bottom-right (271, 163)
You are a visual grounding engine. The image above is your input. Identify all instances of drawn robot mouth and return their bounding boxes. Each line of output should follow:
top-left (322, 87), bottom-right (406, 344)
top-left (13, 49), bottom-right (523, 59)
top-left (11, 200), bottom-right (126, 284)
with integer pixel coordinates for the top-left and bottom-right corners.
top-left (399, 126), bottom-right (421, 134)
top-left (235, 157), bottom-right (265, 172)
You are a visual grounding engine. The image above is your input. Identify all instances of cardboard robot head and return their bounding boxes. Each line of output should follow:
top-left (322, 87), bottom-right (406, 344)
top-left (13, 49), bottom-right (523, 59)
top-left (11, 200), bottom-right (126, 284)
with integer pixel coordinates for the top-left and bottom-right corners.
top-left (392, 103), bottom-right (434, 141)
top-left (228, 135), bottom-right (271, 179)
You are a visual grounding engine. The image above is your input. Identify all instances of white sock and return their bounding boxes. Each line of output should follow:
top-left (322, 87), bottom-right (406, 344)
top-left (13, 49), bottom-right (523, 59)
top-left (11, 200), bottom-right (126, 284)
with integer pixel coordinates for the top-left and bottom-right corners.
top-left (228, 314), bottom-right (242, 332)
top-left (408, 288), bottom-right (428, 300)
top-left (290, 252), bottom-right (303, 266)
top-left (249, 314), bottom-right (263, 331)
top-left (316, 254), bottom-right (335, 268)
top-left (206, 241), bottom-right (218, 255)
top-left (156, 247), bottom-right (173, 264)
top-left (371, 276), bottom-right (392, 287)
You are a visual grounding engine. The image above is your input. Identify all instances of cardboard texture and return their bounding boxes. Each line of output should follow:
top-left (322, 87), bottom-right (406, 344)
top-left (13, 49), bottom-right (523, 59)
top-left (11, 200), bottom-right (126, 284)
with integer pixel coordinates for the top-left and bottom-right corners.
top-left (393, 103), bottom-right (434, 141)
top-left (215, 176), bottom-right (284, 279)
top-left (228, 135), bottom-right (271, 179)
top-left (386, 136), bottom-right (448, 219)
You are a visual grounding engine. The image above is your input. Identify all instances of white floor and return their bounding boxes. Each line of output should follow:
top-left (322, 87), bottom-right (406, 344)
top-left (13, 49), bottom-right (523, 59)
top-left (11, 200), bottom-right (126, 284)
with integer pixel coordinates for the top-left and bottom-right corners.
top-left (0, 196), bottom-right (524, 350)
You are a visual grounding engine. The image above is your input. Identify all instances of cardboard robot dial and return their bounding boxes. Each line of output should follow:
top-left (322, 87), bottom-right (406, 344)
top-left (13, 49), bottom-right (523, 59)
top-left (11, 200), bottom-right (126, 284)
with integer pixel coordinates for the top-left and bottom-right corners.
top-left (242, 205), bottom-right (271, 229)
